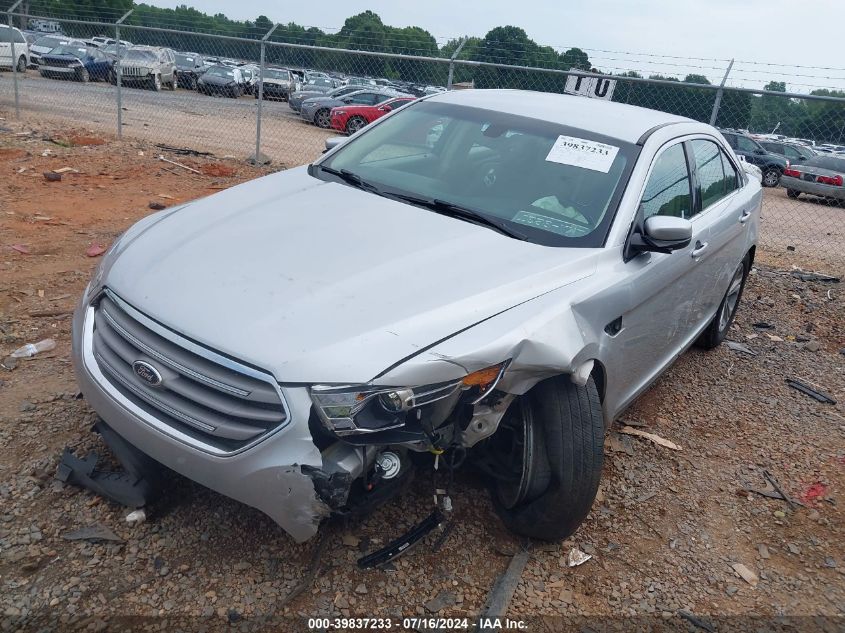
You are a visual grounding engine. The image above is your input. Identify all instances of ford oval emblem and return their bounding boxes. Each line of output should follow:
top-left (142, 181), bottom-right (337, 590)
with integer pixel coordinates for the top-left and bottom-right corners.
top-left (133, 360), bottom-right (163, 387)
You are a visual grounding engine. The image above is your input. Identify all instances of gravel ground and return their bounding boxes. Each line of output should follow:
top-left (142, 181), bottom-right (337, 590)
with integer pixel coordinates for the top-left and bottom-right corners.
top-left (1, 114), bottom-right (844, 632)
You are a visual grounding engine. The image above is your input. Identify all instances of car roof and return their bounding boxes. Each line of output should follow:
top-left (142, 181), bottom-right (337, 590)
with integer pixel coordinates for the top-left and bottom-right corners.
top-left (426, 89), bottom-right (693, 144)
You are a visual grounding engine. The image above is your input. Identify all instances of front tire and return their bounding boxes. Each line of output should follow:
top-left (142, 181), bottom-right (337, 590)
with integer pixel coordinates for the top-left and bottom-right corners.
top-left (16, 56), bottom-right (27, 73)
top-left (762, 168), bottom-right (780, 187)
top-left (786, 189), bottom-right (800, 199)
top-left (482, 375), bottom-right (604, 541)
top-left (314, 108), bottom-right (331, 128)
top-left (151, 74), bottom-right (161, 91)
top-left (696, 256), bottom-right (749, 349)
top-left (77, 68), bottom-right (90, 83)
top-left (345, 116), bottom-right (366, 135)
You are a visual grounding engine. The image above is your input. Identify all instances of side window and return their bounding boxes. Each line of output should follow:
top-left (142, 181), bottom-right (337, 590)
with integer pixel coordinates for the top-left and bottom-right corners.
top-left (691, 140), bottom-right (727, 212)
top-left (720, 150), bottom-right (740, 193)
top-left (736, 136), bottom-right (759, 153)
top-left (723, 134), bottom-right (737, 149)
top-left (641, 144), bottom-right (692, 220)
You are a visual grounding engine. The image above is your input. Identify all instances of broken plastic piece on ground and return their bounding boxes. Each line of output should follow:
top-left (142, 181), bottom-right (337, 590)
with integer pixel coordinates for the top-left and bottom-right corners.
top-left (726, 341), bottom-right (758, 356)
top-left (357, 510), bottom-right (444, 569)
top-left (566, 547), bottom-right (592, 567)
top-left (791, 270), bottom-right (840, 283)
top-left (10, 338), bottom-right (56, 358)
top-left (785, 378), bottom-right (836, 404)
top-left (677, 609), bottom-right (715, 633)
top-left (43, 171), bottom-right (62, 182)
top-left (619, 426), bottom-right (682, 451)
top-left (800, 482), bottom-right (828, 505)
top-left (731, 562), bottom-right (759, 587)
top-left (86, 243), bottom-right (107, 258)
top-left (63, 524), bottom-right (123, 543)
top-left (55, 421), bottom-right (165, 509)
top-left (125, 509), bottom-right (147, 525)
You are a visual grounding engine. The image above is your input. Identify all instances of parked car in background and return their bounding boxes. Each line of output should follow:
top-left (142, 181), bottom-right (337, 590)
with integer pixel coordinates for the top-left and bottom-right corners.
top-left (100, 42), bottom-right (131, 61)
top-left (331, 96), bottom-right (416, 134)
top-left (721, 131), bottom-right (788, 187)
top-left (174, 52), bottom-right (206, 90)
top-left (781, 155), bottom-right (845, 202)
top-left (816, 144), bottom-right (845, 155)
top-left (293, 76), bottom-right (336, 99)
top-left (240, 64), bottom-right (259, 95)
top-left (254, 67), bottom-right (294, 101)
top-left (29, 34), bottom-right (78, 66)
top-left (345, 76), bottom-right (378, 88)
top-left (197, 65), bottom-right (244, 98)
top-left (288, 84), bottom-right (363, 112)
top-left (39, 44), bottom-right (114, 82)
top-left (301, 89), bottom-right (408, 128)
top-left (70, 91), bottom-right (760, 546)
top-left (115, 46), bottom-right (177, 91)
top-left (758, 140), bottom-right (816, 164)
top-left (0, 24), bottom-right (30, 72)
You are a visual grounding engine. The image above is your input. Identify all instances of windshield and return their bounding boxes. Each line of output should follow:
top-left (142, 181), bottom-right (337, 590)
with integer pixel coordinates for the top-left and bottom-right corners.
top-left (804, 155), bottom-right (845, 171)
top-left (307, 77), bottom-right (332, 87)
top-left (264, 68), bottom-right (290, 80)
top-left (124, 50), bottom-right (156, 61)
top-left (34, 36), bottom-right (66, 48)
top-left (206, 66), bottom-right (235, 78)
top-left (175, 54), bottom-right (197, 66)
top-left (50, 45), bottom-right (88, 57)
top-left (317, 101), bottom-right (636, 247)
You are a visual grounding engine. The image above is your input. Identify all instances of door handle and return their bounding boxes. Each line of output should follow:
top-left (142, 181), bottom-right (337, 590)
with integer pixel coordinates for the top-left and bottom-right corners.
top-left (739, 209), bottom-right (751, 224)
top-left (691, 241), bottom-right (709, 259)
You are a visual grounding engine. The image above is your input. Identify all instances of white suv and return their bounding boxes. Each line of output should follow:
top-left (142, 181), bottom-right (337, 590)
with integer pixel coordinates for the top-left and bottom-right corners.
top-left (0, 24), bottom-right (30, 73)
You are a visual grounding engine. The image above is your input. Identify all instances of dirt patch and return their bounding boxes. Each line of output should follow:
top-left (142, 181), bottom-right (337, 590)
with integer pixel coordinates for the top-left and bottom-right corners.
top-left (199, 163), bottom-right (237, 177)
top-left (0, 148), bottom-right (27, 160)
top-left (67, 135), bottom-right (106, 147)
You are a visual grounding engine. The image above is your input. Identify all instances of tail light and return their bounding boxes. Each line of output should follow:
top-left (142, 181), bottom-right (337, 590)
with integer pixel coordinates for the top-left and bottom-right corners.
top-left (783, 168), bottom-right (801, 178)
top-left (817, 174), bottom-right (843, 186)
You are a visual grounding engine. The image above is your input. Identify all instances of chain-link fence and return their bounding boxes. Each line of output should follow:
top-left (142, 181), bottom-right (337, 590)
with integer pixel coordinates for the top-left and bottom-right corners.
top-left (2, 7), bottom-right (843, 261)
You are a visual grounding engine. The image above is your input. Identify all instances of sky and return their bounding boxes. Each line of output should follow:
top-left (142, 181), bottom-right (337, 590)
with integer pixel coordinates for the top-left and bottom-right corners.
top-left (142, 0), bottom-right (845, 92)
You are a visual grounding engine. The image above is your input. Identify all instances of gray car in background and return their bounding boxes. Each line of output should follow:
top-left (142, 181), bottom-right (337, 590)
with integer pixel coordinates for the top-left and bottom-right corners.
top-left (300, 88), bottom-right (408, 127)
top-left (781, 154), bottom-right (845, 201)
top-left (115, 46), bottom-right (177, 91)
top-left (71, 90), bottom-right (760, 546)
top-left (288, 82), bottom-right (361, 112)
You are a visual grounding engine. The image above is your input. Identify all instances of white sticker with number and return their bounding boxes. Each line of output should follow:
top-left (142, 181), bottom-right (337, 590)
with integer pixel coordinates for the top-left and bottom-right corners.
top-left (545, 135), bottom-right (619, 173)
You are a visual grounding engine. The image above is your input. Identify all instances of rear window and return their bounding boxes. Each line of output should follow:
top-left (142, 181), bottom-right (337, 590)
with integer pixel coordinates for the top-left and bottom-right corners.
top-left (804, 156), bottom-right (845, 172)
top-left (0, 26), bottom-right (26, 43)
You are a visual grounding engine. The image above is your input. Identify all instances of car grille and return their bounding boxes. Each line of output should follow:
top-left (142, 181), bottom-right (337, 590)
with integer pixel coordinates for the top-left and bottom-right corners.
top-left (121, 66), bottom-right (149, 77)
top-left (91, 290), bottom-right (287, 452)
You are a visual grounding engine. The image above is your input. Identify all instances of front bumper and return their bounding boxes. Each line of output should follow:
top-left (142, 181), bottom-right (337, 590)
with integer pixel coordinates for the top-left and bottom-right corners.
top-left (71, 298), bottom-right (330, 542)
top-left (781, 175), bottom-right (845, 200)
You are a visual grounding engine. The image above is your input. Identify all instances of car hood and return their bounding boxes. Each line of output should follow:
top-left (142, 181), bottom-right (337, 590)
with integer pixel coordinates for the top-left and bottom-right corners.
top-left (105, 167), bottom-right (599, 384)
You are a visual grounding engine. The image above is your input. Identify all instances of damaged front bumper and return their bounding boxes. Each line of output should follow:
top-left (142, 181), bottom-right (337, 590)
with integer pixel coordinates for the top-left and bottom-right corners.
top-left (71, 301), bottom-right (335, 542)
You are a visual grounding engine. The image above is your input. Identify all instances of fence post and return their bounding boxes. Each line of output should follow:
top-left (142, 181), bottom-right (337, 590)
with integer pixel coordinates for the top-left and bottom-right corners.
top-left (115, 9), bottom-right (134, 139)
top-left (447, 38), bottom-right (467, 90)
top-left (709, 58), bottom-right (734, 127)
top-left (254, 23), bottom-right (279, 163)
top-left (7, 0), bottom-right (23, 119)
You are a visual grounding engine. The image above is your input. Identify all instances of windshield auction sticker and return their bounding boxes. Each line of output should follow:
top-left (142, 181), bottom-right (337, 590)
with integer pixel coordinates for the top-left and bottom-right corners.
top-left (545, 135), bottom-right (619, 173)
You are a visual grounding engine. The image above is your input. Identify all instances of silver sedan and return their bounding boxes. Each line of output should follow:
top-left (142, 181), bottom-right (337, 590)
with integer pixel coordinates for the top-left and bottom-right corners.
top-left (781, 154), bottom-right (845, 201)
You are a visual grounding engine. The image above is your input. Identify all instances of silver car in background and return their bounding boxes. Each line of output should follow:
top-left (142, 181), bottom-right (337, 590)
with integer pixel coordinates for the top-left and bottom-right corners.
top-left (115, 46), bottom-right (177, 91)
top-left (71, 90), bottom-right (760, 544)
top-left (781, 154), bottom-right (845, 201)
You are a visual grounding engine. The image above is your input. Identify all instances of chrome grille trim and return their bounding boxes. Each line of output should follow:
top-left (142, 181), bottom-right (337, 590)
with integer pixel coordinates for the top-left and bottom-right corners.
top-left (100, 305), bottom-right (250, 398)
top-left (86, 290), bottom-right (291, 455)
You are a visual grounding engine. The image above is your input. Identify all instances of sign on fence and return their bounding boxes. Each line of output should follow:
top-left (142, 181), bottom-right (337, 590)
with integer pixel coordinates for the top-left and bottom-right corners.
top-left (564, 75), bottom-right (617, 101)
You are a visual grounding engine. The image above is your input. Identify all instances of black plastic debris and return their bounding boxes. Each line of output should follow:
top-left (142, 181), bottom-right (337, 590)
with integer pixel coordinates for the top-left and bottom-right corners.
top-left (357, 510), bottom-right (444, 569)
top-left (63, 524), bottom-right (123, 543)
top-left (791, 271), bottom-right (840, 283)
top-left (752, 322), bottom-right (775, 329)
top-left (785, 379), bottom-right (837, 405)
top-left (55, 421), bottom-right (165, 508)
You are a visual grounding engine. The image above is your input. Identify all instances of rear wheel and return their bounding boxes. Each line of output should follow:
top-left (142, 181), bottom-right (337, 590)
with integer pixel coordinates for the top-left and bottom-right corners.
top-left (168, 72), bottom-right (177, 90)
top-left (314, 108), bottom-right (331, 128)
top-left (696, 256), bottom-right (749, 349)
top-left (16, 56), bottom-right (26, 73)
top-left (762, 168), bottom-right (780, 187)
top-left (345, 116), bottom-right (367, 135)
top-left (479, 375), bottom-right (604, 541)
top-left (786, 189), bottom-right (800, 199)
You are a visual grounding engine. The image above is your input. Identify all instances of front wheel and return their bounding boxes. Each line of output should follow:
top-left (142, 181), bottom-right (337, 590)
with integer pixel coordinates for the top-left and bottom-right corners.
top-left (151, 74), bottom-right (161, 91)
top-left (786, 189), bottom-right (800, 199)
top-left (314, 108), bottom-right (331, 128)
top-left (696, 256), bottom-right (749, 349)
top-left (16, 56), bottom-right (27, 73)
top-left (77, 68), bottom-right (90, 83)
top-left (479, 375), bottom-right (604, 541)
top-left (762, 168), bottom-right (780, 187)
top-left (168, 72), bottom-right (177, 90)
top-left (345, 116), bottom-right (367, 135)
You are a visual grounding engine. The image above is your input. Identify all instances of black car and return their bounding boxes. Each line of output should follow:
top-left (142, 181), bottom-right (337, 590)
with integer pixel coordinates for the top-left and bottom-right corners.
top-left (175, 52), bottom-right (206, 90)
top-left (758, 140), bottom-right (817, 164)
top-left (196, 64), bottom-right (243, 98)
top-left (720, 131), bottom-right (788, 187)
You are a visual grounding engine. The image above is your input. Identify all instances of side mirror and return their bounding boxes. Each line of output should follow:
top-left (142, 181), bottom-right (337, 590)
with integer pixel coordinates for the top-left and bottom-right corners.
top-left (624, 215), bottom-right (692, 260)
top-left (324, 136), bottom-right (347, 152)
top-left (379, 105), bottom-right (392, 112)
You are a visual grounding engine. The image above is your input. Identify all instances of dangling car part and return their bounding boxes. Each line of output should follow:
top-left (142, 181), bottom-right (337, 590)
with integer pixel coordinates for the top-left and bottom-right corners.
top-left (70, 90), bottom-right (760, 543)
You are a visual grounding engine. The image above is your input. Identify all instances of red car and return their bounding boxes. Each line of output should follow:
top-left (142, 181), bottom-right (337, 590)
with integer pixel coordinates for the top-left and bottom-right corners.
top-left (331, 97), bottom-right (416, 135)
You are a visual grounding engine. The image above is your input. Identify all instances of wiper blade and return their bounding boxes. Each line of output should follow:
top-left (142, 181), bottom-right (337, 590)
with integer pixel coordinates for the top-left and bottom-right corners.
top-left (317, 165), bottom-right (380, 193)
top-left (389, 193), bottom-right (529, 241)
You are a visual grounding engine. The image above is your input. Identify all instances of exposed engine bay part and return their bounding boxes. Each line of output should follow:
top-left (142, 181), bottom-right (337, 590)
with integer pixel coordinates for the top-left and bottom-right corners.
top-left (55, 420), bottom-right (166, 508)
top-left (376, 451), bottom-right (402, 479)
top-left (461, 393), bottom-right (516, 448)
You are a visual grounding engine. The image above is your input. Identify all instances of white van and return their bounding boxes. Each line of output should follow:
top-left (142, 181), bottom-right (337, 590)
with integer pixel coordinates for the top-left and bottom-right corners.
top-left (0, 24), bottom-right (30, 72)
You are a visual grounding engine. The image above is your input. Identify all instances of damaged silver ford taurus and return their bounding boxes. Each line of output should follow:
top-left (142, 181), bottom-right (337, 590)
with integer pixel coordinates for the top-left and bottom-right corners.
top-left (70, 89), bottom-right (761, 552)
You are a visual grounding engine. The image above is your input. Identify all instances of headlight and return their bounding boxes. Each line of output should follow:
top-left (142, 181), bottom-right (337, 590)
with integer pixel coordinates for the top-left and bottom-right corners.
top-left (311, 362), bottom-right (508, 436)
top-left (70, 61), bottom-right (82, 67)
